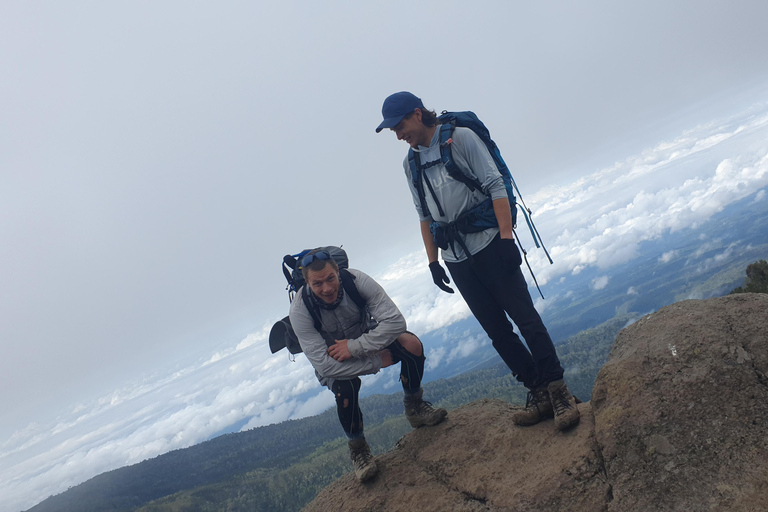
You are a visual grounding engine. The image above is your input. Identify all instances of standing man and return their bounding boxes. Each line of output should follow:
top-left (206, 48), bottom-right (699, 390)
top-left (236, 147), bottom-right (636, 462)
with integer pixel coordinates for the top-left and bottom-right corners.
top-left (375, 91), bottom-right (579, 431)
top-left (289, 249), bottom-right (447, 482)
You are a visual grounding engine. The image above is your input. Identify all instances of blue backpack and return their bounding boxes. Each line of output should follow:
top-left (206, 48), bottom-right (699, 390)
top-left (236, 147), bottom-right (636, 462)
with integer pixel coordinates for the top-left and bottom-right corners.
top-left (407, 111), bottom-right (552, 265)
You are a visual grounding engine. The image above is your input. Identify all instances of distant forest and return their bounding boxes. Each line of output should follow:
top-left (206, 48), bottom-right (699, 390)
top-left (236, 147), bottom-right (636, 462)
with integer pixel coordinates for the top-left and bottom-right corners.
top-left (27, 311), bottom-right (633, 512)
top-left (730, 259), bottom-right (768, 294)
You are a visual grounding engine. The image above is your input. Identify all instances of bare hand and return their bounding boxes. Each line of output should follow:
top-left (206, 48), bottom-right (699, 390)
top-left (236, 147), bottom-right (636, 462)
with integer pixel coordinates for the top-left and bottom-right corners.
top-left (379, 349), bottom-right (393, 368)
top-left (328, 339), bottom-right (352, 361)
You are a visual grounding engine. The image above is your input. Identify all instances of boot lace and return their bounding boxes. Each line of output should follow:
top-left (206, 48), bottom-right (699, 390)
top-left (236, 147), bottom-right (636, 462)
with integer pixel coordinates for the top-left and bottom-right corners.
top-left (416, 400), bottom-right (438, 414)
top-left (524, 391), bottom-right (536, 409)
top-left (352, 447), bottom-right (373, 467)
top-left (550, 386), bottom-right (574, 415)
top-left (524, 389), bottom-right (547, 410)
top-left (405, 395), bottom-right (437, 415)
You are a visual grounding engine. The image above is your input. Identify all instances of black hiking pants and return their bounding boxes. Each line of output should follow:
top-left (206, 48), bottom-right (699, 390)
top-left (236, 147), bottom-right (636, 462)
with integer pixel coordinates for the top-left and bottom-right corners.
top-left (445, 235), bottom-right (564, 390)
top-left (332, 338), bottom-right (425, 438)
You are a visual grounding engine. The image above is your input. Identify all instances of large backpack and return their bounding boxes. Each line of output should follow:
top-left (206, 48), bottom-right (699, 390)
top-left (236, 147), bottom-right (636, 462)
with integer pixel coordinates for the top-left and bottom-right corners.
top-left (268, 246), bottom-right (369, 357)
top-left (408, 111), bottom-right (552, 265)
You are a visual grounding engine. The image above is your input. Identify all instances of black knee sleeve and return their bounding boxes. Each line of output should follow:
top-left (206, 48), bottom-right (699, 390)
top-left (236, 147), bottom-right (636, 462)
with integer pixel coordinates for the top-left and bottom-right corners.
top-left (388, 338), bottom-right (425, 394)
top-left (331, 378), bottom-right (363, 437)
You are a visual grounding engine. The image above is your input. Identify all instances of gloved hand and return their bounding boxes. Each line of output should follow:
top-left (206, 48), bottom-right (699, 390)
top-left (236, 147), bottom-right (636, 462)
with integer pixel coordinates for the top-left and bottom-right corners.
top-left (429, 261), bottom-right (454, 293)
top-left (499, 238), bottom-right (523, 267)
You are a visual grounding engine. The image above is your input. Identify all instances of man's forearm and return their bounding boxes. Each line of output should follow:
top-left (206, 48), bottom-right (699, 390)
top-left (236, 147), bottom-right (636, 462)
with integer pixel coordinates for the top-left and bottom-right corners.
top-left (420, 220), bottom-right (439, 263)
top-left (493, 197), bottom-right (514, 239)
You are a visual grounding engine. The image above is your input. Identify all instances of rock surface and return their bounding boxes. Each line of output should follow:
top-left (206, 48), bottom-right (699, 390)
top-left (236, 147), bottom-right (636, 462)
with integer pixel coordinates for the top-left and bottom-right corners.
top-left (302, 294), bottom-right (768, 512)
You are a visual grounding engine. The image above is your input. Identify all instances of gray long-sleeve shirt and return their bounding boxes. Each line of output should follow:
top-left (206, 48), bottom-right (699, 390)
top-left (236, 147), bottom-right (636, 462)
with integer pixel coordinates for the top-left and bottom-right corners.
top-left (289, 268), bottom-right (407, 388)
top-left (404, 125), bottom-right (507, 263)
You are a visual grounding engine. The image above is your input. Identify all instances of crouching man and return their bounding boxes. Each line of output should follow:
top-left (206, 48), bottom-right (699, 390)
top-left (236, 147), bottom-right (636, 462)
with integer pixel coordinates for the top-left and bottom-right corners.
top-left (289, 249), bottom-right (447, 482)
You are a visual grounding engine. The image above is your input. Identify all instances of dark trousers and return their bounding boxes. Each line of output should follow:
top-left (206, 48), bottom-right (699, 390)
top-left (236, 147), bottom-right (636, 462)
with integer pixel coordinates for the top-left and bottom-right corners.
top-left (445, 235), bottom-right (564, 389)
top-left (331, 339), bottom-right (425, 438)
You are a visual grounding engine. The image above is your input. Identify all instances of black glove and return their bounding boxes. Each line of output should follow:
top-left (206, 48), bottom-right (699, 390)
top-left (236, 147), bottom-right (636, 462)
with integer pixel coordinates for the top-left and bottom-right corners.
top-left (429, 261), bottom-right (454, 293)
top-left (499, 238), bottom-right (523, 267)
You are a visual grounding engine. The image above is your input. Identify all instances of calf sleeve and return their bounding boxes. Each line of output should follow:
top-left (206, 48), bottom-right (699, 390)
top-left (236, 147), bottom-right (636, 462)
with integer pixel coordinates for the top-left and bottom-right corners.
top-left (388, 339), bottom-right (425, 394)
top-left (331, 378), bottom-right (363, 438)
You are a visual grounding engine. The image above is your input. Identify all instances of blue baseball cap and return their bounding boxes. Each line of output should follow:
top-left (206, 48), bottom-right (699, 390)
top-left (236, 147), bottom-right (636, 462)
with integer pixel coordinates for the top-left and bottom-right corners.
top-left (375, 91), bottom-right (424, 133)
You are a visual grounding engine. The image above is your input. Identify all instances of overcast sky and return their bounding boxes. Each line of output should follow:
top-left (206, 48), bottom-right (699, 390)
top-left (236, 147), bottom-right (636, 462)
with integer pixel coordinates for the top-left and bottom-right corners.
top-left (2, 2), bottom-right (768, 510)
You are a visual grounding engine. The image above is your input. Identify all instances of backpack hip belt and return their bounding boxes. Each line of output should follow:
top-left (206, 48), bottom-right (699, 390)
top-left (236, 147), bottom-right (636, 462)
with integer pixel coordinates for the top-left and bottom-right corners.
top-left (429, 197), bottom-right (498, 261)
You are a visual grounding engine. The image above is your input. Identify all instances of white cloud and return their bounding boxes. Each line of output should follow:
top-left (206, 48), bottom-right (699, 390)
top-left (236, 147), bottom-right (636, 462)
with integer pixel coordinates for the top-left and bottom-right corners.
top-left (690, 237), bottom-right (719, 260)
top-left (627, 286), bottom-right (639, 296)
top-left (713, 243), bottom-right (739, 263)
top-left (375, 250), bottom-right (473, 335)
top-left (446, 334), bottom-right (487, 364)
top-left (523, 104), bottom-right (768, 286)
top-left (591, 276), bottom-right (611, 290)
top-left (425, 346), bottom-right (447, 371)
top-left (691, 242), bottom-right (743, 275)
top-left (659, 250), bottom-right (677, 263)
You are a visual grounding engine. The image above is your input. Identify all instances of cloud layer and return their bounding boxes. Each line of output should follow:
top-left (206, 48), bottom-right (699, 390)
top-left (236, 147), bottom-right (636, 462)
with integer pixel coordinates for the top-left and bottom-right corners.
top-left (522, 103), bottom-right (768, 284)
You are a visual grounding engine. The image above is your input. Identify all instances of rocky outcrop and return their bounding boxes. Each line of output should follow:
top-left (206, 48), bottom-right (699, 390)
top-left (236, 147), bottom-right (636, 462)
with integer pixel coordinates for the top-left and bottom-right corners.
top-left (302, 294), bottom-right (768, 512)
top-left (591, 293), bottom-right (768, 511)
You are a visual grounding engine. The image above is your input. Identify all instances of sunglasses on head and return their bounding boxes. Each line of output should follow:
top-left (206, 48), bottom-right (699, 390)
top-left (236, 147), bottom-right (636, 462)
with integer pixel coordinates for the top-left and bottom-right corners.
top-left (300, 250), bottom-right (332, 268)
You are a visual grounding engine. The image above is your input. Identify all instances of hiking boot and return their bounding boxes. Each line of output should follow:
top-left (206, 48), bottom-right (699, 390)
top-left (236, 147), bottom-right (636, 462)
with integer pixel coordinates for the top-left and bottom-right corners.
top-left (348, 437), bottom-right (378, 482)
top-left (404, 388), bottom-right (447, 428)
top-left (548, 379), bottom-right (580, 430)
top-left (512, 387), bottom-right (554, 426)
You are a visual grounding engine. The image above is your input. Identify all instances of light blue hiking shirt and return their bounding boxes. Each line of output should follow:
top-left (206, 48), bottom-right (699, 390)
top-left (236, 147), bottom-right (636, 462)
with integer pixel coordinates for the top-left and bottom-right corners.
top-left (403, 125), bottom-right (507, 263)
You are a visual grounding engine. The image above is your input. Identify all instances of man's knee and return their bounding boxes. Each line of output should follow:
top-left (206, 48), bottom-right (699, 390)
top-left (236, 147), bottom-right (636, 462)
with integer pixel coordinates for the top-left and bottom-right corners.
top-left (485, 320), bottom-right (520, 346)
top-left (332, 378), bottom-right (361, 404)
top-left (397, 332), bottom-right (423, 357)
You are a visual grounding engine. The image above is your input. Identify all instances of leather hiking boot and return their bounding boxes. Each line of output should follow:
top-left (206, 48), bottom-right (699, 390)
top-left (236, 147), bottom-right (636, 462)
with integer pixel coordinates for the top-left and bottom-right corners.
top-left (548, 379), bottom-right (580, 430)
top-left (404, 388), bottom-right (447, 428)
top-left (512, 387), bottom-right (553, 426)
top-left (348, 437), bottom-right (378, 483)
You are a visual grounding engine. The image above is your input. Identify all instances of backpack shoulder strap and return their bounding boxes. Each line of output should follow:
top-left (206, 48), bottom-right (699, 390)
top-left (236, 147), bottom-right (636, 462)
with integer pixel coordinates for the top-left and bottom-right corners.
top-left (408, 148), bottom-right (431, 218)
top-left (339, 269), bottom-right (366, 311)
top-left (301, 285), bottom-right (323, 332)
top-left (439, 111), bottom-right (554, 266)
top-left (340, 269), bottom-right (376, 329)
top-left (438, 121), bottom-right (483, 193)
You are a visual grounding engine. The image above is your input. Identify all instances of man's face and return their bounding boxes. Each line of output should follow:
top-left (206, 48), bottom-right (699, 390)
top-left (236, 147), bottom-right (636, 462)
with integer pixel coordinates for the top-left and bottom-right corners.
top-left (306, 265), bottom-right (340, 304)
top-left (391, 110), bottom-right (428, 148)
